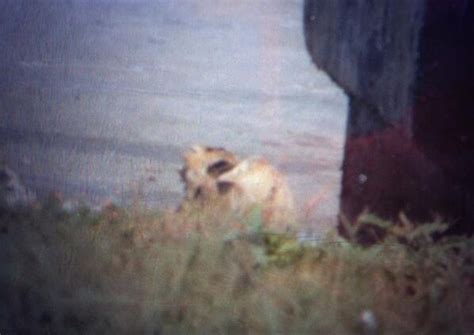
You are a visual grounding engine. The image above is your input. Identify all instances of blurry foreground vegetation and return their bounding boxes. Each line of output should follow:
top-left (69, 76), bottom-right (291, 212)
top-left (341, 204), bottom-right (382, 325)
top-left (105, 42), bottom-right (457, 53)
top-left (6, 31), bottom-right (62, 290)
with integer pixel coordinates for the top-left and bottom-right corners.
top-left (0, 196), bottom-right (473, 334)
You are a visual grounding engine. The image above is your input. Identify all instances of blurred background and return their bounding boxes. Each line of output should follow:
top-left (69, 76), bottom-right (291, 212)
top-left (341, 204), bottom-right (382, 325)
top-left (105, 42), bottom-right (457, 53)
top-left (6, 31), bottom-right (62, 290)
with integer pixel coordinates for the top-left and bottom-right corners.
top-left (0, 0), bottom-right (347, 233)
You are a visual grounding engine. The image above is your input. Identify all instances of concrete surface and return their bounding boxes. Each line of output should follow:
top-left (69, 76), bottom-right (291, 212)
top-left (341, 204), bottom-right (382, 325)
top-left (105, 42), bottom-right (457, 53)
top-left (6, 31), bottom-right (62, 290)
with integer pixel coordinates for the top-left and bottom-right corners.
top-left (0, 0), bottom-right (347, 233)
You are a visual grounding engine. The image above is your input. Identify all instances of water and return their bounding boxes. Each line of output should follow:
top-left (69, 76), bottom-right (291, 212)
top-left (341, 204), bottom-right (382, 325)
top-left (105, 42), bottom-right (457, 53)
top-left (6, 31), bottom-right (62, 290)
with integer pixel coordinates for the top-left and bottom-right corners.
top-left (0, 0), bottom-right (347, 234)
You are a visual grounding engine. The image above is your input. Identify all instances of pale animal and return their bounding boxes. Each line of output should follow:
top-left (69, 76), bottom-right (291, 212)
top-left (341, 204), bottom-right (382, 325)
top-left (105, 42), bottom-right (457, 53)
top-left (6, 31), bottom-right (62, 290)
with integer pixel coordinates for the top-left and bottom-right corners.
top-left (179, 145), bottom-right (296, 231)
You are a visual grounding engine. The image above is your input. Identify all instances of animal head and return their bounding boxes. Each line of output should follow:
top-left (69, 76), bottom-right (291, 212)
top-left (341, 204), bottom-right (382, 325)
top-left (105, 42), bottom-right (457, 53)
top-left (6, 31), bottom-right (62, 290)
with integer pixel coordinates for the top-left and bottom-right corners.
top-left (179, 145), bottom-right (239, 200)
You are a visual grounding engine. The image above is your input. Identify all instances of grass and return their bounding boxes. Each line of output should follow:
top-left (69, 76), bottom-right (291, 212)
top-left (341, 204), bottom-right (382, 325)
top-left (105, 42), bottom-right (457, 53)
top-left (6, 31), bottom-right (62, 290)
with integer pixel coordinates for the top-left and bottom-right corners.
top-left (0, 196), bottom-right (472, 334)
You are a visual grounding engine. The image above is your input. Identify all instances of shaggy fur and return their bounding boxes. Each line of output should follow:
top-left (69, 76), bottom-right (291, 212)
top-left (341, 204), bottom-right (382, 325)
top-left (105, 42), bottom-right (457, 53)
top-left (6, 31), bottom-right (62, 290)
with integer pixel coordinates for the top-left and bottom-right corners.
top-left (179, 145), bottom-right (296, 232)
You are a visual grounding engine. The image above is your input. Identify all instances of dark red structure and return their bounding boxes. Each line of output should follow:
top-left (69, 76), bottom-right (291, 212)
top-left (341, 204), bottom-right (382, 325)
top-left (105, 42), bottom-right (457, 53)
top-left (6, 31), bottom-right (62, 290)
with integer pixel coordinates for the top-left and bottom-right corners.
top-left (304, 0), bottom-right (474, 235)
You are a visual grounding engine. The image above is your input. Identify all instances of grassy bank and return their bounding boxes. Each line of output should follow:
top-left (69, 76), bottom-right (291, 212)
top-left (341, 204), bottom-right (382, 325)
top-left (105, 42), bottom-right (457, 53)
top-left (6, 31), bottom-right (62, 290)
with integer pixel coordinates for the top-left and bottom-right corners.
top-left (0, 197), bottom-right (472, 334)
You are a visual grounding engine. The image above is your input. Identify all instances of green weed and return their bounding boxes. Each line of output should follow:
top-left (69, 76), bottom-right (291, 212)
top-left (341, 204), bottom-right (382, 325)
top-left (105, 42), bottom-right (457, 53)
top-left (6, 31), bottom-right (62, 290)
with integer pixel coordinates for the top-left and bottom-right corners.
top-left (0, 200), bottom-right (472, 334)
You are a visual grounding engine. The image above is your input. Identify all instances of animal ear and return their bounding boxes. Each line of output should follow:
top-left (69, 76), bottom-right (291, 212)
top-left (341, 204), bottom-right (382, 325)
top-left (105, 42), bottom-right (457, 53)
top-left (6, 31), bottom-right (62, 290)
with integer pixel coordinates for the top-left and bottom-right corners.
top-left (190, 145), bottom-right (205, 153)
top-left (217, 181), bottom-right (234, 195)
top-left (205, 146), bottom-right (225, 152)
top-left (184, 144), bottom-right (204, 160)
top-left (207, 159), bottom-right (235, 178)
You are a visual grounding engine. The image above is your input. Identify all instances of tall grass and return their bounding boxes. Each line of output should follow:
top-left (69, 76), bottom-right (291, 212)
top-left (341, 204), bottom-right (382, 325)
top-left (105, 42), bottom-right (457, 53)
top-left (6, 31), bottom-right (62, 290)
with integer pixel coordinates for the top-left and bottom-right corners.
top-left (0, 197), bottom-right (472, 334)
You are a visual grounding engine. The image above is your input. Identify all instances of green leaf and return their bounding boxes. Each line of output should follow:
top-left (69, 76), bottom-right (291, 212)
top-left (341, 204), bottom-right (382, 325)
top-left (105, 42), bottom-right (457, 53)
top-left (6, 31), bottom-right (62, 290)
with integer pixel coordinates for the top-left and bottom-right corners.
top-left (358, 212), bottom-right (393, 230)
